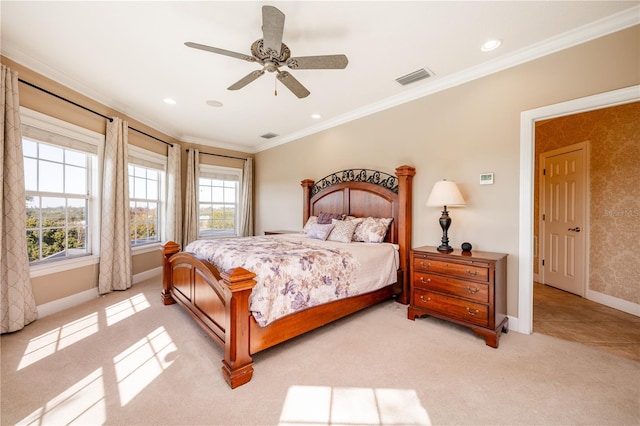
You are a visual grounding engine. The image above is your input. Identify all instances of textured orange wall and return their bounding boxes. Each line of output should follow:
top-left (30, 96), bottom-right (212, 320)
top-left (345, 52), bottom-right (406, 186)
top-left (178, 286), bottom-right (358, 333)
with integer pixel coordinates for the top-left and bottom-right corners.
top-left (534, 101), bottom-right (640, 304)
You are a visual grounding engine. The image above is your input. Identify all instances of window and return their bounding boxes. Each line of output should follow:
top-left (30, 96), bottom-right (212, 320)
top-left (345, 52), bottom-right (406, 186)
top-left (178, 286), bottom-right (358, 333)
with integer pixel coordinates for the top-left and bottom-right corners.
top-left (128, 164), bottom-right (160, 246)
top-left (198, 165), bottom-right (242, 238)
top-left (128, 146), bottom-right (166, 247)
top-left (24, 140), bottom-right (90, 263)
top-left (21, 108), bottom-right (102, 267)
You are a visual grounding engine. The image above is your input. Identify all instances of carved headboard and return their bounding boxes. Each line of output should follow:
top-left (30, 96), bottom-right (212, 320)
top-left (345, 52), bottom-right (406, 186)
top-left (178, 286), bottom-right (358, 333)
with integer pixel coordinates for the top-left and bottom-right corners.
top-left (300, 166), bottom-right (415, 303)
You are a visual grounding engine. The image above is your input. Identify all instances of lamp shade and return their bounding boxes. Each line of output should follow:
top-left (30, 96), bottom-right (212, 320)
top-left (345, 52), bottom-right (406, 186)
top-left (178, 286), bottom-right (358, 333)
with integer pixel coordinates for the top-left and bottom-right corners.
top-left (426, 179), bottom-right (466, 207)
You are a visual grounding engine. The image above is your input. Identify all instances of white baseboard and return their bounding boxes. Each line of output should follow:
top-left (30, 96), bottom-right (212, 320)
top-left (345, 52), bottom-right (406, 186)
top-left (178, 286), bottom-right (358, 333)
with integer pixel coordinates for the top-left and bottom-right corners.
top-left (37, 288), bottom-right (98, 319)
top-left (587, 289), bottom-right (640, 317)
top-left (36, 267), bottom-right (162, 319)
top-left (507, 315), bottom-right (522, 334)
top-left (133, 266), bottom-right (162, 284)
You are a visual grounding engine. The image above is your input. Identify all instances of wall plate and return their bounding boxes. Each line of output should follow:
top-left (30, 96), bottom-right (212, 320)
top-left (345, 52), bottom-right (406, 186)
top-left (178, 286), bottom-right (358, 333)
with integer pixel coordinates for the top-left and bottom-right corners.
top-left (480, 172), bottom-right (494, 185)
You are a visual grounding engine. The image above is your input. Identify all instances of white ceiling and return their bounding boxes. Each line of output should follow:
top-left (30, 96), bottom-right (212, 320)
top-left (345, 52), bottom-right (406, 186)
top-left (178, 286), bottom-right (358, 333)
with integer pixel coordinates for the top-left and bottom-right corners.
top-left (2, 1), bottom-right (638, 153)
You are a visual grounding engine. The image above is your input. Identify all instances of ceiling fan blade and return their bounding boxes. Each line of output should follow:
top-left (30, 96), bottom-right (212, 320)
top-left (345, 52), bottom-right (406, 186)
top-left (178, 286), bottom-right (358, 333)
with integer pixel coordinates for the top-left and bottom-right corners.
top-left (228, 70), bottom-right (265, 90)
top-left (286, 54), bottom-right (349, 70)
top-left (262, 6), bottom-right (285, 55)
top-left (276, 71), bottom-right (310, 98)
top-left (185, 42), bottom-right (256, 63)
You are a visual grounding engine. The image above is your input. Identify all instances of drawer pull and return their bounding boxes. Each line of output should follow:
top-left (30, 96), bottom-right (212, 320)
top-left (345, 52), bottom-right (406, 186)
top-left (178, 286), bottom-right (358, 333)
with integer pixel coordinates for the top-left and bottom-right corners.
top-left (466, 269), bottom-right (478, 277)
top-left (419, 295), bottom-right (431, 303)
top-left (419, 261), bottom-right (431, 269)
top-left (419, 277), bottom-right (431, 284)
top-left (466, 286), bottom-right (480, 294)
top-left (466, 307), bottom-right (480, 316)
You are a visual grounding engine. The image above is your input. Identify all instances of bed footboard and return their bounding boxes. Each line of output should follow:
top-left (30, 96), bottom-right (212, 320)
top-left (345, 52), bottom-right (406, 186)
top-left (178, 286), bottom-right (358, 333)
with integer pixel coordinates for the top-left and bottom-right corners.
top-left (161, 242), bottom-right (257, 388)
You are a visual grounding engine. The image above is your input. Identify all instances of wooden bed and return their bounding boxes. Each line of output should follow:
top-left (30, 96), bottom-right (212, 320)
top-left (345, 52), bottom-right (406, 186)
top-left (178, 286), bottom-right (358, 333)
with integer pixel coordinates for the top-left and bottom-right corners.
top-left (161, 165), bottom-right (415, 388)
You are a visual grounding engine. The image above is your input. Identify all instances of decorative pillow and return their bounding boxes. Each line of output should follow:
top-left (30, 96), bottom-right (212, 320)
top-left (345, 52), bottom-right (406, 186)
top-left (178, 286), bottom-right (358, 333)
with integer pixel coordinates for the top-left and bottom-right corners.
top-left (353, 217), bottom-right (393, 243)
top-left (327, 218), bottom-right (358, 243)
top-left (305, 223), bottom-right (335, 240)
top-left (317, 212), bottom-right (346, 224)
top-left (302, 216), bottom-right (318, 233)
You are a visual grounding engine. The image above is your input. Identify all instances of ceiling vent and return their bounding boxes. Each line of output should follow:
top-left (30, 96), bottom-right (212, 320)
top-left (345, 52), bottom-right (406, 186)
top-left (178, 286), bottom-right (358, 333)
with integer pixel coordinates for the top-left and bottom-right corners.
top-left (395, 68), bottom-right (433, 86)
top-left (260, 132), bottom-right (279, 139)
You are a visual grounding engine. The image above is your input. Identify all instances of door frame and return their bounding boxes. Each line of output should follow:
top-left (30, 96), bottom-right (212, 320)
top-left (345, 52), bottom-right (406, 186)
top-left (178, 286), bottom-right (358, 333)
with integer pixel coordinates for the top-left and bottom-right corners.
top-left (517, 85), bottom-right (639, 334)
top-left (539, 141), bottom-right (589, 297)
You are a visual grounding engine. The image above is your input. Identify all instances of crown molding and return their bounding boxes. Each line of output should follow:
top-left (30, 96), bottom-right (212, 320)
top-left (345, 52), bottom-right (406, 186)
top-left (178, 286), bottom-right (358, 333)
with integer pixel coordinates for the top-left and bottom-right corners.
top-left (255, 5), bottom-right (640, 152)
top-left (5, 5), bottom-right (638, 154)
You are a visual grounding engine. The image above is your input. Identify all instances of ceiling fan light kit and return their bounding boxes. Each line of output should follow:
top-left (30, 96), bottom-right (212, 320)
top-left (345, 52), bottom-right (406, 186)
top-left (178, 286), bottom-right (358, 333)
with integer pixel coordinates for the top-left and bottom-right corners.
top-left (186, 5), bottom-right (348, 99)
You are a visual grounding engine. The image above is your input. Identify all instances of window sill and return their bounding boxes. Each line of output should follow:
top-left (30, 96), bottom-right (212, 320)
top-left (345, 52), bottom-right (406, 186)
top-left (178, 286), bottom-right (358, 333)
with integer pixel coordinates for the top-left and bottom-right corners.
top-left (29, 243), bottom-right (162, 278)
top-left (131, 242), bottom-right (163, 255)
top-left (30, 255), bottom-right (100, 278)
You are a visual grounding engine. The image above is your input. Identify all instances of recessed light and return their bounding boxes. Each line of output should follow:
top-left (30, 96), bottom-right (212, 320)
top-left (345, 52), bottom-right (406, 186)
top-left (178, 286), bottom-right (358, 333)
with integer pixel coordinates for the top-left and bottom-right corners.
top-left (481, 39), bottom-right (501, 52)
top-left (163, 98), bottom-right (177, 105)
top-left (311, 114), bottom-right (321, 119)
top-left (206, 100), bottom-right (223, 107)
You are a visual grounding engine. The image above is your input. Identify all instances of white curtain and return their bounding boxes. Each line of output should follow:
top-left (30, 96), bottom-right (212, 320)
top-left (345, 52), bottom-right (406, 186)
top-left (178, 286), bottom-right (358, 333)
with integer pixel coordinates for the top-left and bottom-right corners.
top-left (165, 143), bottom-right (182, 245)
top-left (239, 157), bottom-right (253, 236)
top-left (1, 65), bottom-right (38, 333)
top-left (98, 117), bottom-right (132, 294)
top-left (182, 148), bottom-right (199, 248)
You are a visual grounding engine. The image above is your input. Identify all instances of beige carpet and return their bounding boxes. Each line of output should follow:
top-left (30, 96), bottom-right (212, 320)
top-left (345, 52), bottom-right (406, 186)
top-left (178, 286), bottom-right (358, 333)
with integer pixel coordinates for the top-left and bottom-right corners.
top-left (1, 277), bottom-right (639, 425)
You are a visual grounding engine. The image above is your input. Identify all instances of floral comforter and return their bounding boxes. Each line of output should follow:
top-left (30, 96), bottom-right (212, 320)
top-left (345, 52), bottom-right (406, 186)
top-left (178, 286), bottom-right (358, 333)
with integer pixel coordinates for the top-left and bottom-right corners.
top-left (186, 235), bottom-right (365, 327)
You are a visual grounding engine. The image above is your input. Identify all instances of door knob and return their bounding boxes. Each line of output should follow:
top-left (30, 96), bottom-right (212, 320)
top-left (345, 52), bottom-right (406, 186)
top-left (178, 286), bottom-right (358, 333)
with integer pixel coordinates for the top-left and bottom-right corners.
top-left (568, 227), bottom-right (581, 232)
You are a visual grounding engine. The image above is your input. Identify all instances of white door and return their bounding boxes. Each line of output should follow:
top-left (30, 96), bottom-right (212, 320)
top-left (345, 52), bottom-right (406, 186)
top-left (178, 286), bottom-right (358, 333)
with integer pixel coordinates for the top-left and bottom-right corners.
top-left (541, 143), bottom-right (587, 296)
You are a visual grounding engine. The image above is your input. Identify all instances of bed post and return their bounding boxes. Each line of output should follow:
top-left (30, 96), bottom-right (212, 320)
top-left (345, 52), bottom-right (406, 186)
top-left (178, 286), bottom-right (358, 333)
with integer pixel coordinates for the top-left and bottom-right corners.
top-left (161, 241), bottom-right (180, 305)
top-left (221, 267), bottom-right (257, 389)
top-left (395, 165), bottom-right (416, 305)
top-left (301, 179), bottom-right (314, 225)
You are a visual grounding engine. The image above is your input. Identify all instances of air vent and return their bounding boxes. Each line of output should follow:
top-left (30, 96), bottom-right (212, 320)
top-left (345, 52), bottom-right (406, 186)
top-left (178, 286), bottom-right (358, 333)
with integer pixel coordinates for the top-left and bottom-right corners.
top-left (395, 68), bottom-right (433, 86)
top-left (260, 132), bottom-right (279, 139)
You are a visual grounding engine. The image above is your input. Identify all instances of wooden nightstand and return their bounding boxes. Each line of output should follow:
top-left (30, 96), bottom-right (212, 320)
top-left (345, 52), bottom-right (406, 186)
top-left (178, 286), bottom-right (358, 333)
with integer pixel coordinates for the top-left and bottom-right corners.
top-left (264, 230), bottom-right (299, 235)
top-left (408, 246), bottom-right (508, 348)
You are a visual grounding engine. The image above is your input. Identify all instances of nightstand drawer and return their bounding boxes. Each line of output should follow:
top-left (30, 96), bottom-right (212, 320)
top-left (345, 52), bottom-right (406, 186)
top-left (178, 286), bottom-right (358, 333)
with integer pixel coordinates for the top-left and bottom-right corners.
top-left (413, 272), bottom-right (489, 303)
top-left (413, 289), bottom-right (489, 328)
top-left (413, 257), bottom-right (489, 282)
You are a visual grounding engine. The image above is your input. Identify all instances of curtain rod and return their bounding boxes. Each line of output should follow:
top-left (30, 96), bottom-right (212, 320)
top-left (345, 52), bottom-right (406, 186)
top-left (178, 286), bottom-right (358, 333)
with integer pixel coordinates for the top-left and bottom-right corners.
top-left (18, 78), bottom-right (174, 147)
top-left (129, 127), bottom-right (174, 148)
top-left (186, 148), bottom-right (247, 161)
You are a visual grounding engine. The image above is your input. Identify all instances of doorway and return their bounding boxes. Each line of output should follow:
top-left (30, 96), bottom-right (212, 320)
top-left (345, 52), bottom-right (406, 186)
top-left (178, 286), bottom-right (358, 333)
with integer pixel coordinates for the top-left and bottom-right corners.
top-left (517, 85), bottom-right (639, 335)
top-left (539, 142), bottom-right (588, 297)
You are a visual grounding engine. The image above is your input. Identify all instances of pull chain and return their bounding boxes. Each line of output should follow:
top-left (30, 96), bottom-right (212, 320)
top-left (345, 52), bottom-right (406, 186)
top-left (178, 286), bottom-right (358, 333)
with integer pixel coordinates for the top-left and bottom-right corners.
top-left (274, 77), bottom-right (278, 96)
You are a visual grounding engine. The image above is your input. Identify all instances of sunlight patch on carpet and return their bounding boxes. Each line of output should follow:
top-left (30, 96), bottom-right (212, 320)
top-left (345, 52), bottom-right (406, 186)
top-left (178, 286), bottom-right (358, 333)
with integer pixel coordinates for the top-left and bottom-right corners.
top-left (18, 313), bottom-right (98, 370)
top-left (105, 292), bottom-right (150, 326)
top-left (18, 368), bottom-right (105, 425)
top-left (279, 385), bottom-right (431, 425)
top-left (113, 326), bottom-right (176, 407)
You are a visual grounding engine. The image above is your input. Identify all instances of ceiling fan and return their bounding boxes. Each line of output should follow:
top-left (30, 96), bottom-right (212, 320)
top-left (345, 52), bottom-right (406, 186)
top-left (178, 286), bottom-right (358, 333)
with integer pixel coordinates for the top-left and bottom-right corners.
top-left (185, 5), bottom-right (348, 98)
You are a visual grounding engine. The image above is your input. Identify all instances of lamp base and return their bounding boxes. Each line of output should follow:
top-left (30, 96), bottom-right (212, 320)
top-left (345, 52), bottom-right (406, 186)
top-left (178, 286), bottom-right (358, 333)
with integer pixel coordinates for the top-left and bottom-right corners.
top-left (437, 244), bottom-right (453, 253)
top-left (437, 207), bottom-right (453, 253)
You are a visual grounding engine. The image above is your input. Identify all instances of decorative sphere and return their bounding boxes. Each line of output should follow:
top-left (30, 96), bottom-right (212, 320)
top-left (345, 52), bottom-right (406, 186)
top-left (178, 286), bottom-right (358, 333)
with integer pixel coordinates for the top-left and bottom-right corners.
top-left (461, 242), bottom-right (472, 252)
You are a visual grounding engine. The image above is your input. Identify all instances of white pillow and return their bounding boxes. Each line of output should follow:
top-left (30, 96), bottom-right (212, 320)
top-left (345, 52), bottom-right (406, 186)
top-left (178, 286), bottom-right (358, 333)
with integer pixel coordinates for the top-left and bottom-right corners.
top-left (302, 216), bottom-right (318, 233)
top-left (353, 217), bottom-right (393, 243)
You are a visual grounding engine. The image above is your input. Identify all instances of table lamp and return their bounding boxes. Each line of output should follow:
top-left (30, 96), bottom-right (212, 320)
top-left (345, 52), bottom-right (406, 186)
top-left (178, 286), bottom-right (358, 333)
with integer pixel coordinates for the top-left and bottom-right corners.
top-left (426, 179), bottom-right (466, 252)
